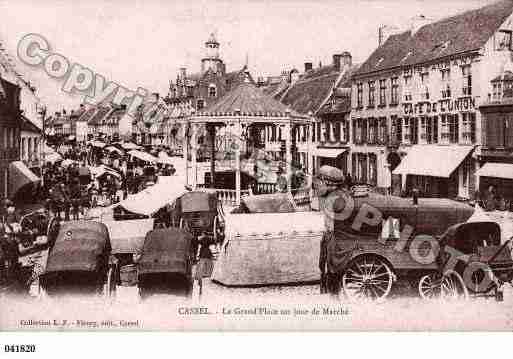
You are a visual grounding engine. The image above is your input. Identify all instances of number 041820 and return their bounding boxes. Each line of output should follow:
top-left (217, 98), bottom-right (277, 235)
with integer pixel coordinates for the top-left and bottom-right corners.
top-left (4, 345), bottom-right (36, 353)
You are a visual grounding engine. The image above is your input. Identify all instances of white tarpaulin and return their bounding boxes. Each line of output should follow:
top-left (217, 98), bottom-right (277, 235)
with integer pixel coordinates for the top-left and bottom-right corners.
top-left (102, 218), bottom-right (155, 254)
top-left (61, 159), bottom-right (78, 167)
top-left (104, 145), bottom-right (124, 155)
top-left (88, 140), bottom-right (106, 148)
top-left (476, 162), bottom-right (513, 180)
top-left (89, 165), bottom-right (122, 179)
top-left (45, 152), bottom-right (62, 164)
top-left (128, 149), bottom-right (157, 163)
top-left (118, 176), bottom-right (188, 216)
top-left (314, 148), bottom-right (347, 158)
top-left (121, 142), bottom-right (141, 150)
top-left (225, 211), bottom-right (325, 238)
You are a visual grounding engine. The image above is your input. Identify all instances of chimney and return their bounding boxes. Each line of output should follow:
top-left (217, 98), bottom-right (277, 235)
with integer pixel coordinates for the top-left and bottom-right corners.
top-left (341, 52), bottom-right (352, 68)
top-left (411, 15), bottom-right (431, 36)
top-left (333, 54), bottom-right (342, 71)
top-left (304, 62), bottom-right (313, 72)
top-left (152, 92), bottom-right (160, 101)
top-left (290, 69), bottom-right (300, 85)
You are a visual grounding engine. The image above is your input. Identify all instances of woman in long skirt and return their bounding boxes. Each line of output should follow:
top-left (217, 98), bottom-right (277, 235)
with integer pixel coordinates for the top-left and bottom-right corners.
top-left (194, 233), bottom-right (213, 297)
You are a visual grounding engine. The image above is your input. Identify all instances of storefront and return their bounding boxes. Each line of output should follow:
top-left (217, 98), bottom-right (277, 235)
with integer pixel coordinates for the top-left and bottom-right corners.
top-left (392, 144), bottom-right (474, 197)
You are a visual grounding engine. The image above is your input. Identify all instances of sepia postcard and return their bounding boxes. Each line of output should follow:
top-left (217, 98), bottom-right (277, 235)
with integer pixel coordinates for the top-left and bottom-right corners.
top-left (2, 0), bottom-right (513, 335)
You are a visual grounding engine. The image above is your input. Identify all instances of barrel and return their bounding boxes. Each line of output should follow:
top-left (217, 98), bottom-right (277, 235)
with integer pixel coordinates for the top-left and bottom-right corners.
top-left (119, 264), bottom-right (138, 286)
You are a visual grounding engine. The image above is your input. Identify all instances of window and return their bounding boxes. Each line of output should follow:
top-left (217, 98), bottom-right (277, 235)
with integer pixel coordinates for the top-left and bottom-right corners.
top-left (420, 85), bottom-right (430, 101)
top-left (368, 81), bottom-right (375, 107)
top-left (378, 117), bottom-right (387, 144)
top-left (461, 112), bottom-right (476, 144)
top-left (448, 114), bottom-right (459, 143)
top-left (208, 84), bottom-right (217, 97)
top-left (403, 117), bottom-right (418, 144)
top-left (441, 68), bottom-right (451, 82)
top-left (379, 79), bottom-right (387, 106)
top-left (369, 154), bottom-right (377, 186)
top-left (462, 65), bottom-right (472, 96)
top-left (390, 77), bottom-right (399, 104)
top-left (196, 99), bottom-right (205, 110)
top-left (493, 82), bottom-right (502, 101)
top-left (390, 116), bottom-right (402, 145)
top-left (496, 30), bottom-right (513, 51)
top-left (420, 72), bottom-right (429, 84)
top-left (442, 84), bottom-right (451, 99)
top-left (403, 76), bottom-right (412, 101)
top-left (368, 118), bottom-right (378, 144)
top-left (356, 83), bottom-right (363, 108)
top-left (420, 116), bottom-right (438, 144)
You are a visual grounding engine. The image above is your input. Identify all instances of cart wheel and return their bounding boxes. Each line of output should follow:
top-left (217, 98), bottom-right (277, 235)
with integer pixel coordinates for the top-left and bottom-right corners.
top-left (105, 267), bottom-right (116, 298)
top-left (213, 216), bottom-right (218, 242)
top-left (440, 270), bottom-right (468, 300)
top-left (342, 256), bottom-right (393, 301)
top-left (418, 273), bottom-right (442, 299)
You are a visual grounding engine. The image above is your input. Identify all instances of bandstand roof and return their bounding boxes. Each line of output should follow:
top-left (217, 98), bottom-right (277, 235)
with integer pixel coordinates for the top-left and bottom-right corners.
top-left (194, 82), bottom-right (309, 120)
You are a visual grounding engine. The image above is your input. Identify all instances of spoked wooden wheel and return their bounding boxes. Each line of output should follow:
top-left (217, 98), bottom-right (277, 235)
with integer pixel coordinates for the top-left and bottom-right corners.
top-left (342, 256), bottom-right (393, 301)
top-left (420, 271), bottom-right (468, 300)
top-left (440, 270), bottom-right (468, 300)
top-left (418, 273), bottom-right (442, 299)
top-left (104, 267), bottom-right (116, 299)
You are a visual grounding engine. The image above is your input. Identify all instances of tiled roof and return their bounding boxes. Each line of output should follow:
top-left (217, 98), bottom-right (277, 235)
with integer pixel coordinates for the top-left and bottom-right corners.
top-left (196, 82), bottom-right (307, 118)
top-left (280, 63), bottom-right (357, 115)
top-left (355, 0), bottom-right (513, 76)
top-left (492, 70), bottom-right (513, 82)
top-left (88, 106), bottom-right (112, 125)
top-left (21, 116), bottom-right (42, 133)
top-left (78, 107), bottom-right (98, 123)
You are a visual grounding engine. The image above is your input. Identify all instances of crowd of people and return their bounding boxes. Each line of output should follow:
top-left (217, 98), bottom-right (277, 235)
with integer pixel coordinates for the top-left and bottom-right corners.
top-left (1, 141), bottom-right (180, 289)
top-left (38, 142), bottom-right (177, 220)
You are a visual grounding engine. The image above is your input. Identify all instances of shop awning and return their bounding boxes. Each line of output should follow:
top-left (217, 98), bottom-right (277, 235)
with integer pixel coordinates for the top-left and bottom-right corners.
top-left (393, 145), bottom-right (474, 178)
top-left (128, 149), bottom-right (157, 163)
top-left (9, 161), bottom-right (40, 197)
top-left (118, 176), bottom-right (188, 216)
top-left (314, 148), bottom-right (347, 158)
top-left (121, 142), bottom-right (141, 150)
top-left (476, 163), bottom-right (513, 180)
top-left (88, 140), bottom-right (106, 148)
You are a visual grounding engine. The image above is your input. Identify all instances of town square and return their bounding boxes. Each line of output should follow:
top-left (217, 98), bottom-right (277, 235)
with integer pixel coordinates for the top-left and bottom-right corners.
top-left (2, 0), bottom-right (513, 331)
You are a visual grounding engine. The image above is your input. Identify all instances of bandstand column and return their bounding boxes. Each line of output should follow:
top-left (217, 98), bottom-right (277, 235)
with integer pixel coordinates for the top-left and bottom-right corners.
top-left (285, 121), bottom-right (292, 193)
top-left (184, 122), bottom-right (189, 187)
top-left (191, 123), bottom-right (198, 189)
top-left (234, 121), bottom-right (242, 206)
top-left (208, 123), bottom-right (216, 188)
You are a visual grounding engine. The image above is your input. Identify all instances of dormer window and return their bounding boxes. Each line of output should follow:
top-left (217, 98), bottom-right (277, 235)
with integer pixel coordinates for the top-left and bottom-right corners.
top-left (208, 84), bottom-right (217, 97)
top-left (400, 51), bottom-right (413, 63)
top-left (495, 30), bottom-right (513, 51)
top-left (375, 57), bottom-right (384, 67)
top-left (433, 40), bottom-right (451, 53)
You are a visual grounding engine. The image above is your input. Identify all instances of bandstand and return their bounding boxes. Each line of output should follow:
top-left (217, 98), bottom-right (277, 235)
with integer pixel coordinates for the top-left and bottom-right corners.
top-left (184, 82), bottom-right (314, 207)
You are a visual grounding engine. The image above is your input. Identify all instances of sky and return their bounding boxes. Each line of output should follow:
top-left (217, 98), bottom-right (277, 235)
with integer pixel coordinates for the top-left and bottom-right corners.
top-left (0, 0), bottom-right (498, 113)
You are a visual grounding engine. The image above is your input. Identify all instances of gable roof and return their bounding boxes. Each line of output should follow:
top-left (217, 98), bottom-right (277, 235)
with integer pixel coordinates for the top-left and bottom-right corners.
top-left (355, 0), bottom-right (513, 76)
top-left (196, 82), bottom-right (307, 118)
top-left (280, 64), bottom-right (357, 116)
top-left (21, 116), bottom-right (42, 133)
